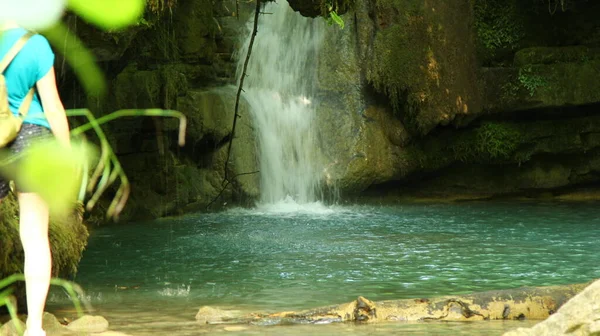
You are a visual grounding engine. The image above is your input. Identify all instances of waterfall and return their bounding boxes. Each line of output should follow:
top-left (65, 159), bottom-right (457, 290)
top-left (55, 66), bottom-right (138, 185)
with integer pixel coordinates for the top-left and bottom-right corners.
top-left (236, 1), bottom-right (324, 205)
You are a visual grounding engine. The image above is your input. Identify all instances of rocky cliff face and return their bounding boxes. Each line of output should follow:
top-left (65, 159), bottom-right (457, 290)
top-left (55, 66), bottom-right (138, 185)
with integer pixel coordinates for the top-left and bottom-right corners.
top-left (63, 0), bottom-right (259, 221)
top-left (62, 0), bottom-right (600, 222)
top-left (308, 0), bottom-right (600, 201)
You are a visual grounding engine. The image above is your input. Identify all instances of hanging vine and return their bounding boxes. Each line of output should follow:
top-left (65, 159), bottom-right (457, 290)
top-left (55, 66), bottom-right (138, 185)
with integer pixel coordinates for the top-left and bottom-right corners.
top-left (540, 0), bottom-right (569, 14)
top-left (207, 0), bottom-right (263, 209)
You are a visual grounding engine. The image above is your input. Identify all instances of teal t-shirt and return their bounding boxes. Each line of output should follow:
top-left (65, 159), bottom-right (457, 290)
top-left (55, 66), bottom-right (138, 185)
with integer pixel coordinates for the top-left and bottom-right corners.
top-left (0, 28), bottom-right (55, 129)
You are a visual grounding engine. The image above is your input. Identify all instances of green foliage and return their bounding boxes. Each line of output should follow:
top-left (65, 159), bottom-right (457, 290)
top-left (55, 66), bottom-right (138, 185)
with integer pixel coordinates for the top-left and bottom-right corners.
top-left (68, 108), bottom-right (187, 220)
top-left (473, 122), bottom-right (521, 160)
top-left (410, 121), bottom-right (523, 169)
top-left (368, 23), bottom-right (425, 113)
top-left (473, 0), bottom-right (524, 59)
top-left (320, 0), bottom-right (347, 29)
top-left (326, 10), bottom-right (344, 29)
top-left (66, 0), bottom-right (145, 30)
top-left (518, 65), bottom-right (547, 97)
top-left (501, 79), bottom-right (520, 103)
top-left (0, 142), bottom-right (97, 217)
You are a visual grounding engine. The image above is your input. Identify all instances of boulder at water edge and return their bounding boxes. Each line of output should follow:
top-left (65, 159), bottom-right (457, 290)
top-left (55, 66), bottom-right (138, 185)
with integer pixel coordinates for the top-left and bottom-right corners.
top-left (503, 279), bottom-right (600, 336)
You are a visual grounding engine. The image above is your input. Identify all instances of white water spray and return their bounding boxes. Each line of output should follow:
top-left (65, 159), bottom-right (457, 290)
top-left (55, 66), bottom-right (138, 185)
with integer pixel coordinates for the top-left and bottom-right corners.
top-left (236, 1), bottom-right (324, 205)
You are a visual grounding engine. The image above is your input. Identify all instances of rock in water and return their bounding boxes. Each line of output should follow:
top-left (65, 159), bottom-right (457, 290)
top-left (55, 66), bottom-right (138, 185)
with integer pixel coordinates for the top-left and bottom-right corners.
top-left (0, 319), bottom-right (25, 336)
top-left (195, 306), bottom-right (241, 324)
top-left (66, 315), bottom-right (110, 333)
top-left (503, 279), bottom-right (600, 336)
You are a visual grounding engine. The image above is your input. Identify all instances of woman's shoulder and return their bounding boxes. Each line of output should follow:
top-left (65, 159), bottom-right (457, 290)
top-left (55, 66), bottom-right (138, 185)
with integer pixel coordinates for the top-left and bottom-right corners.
top-left (1, 29), bottom-right (52, 52)
top-left (28, 32), bottom-right (52, 50)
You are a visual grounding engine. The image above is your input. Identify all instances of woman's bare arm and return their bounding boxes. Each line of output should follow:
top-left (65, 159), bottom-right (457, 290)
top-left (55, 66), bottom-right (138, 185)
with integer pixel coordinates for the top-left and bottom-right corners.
top-left (36, 66), bottom-right (70, 147)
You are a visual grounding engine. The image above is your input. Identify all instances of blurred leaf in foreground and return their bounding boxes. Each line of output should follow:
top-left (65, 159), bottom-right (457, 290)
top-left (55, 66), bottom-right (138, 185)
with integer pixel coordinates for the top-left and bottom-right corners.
top-left (67, 0), bottom-right (146, 30)
top-left (0, 140), bottom-right (99, 217)
top-left (42, 23), bottom-right (107, 97)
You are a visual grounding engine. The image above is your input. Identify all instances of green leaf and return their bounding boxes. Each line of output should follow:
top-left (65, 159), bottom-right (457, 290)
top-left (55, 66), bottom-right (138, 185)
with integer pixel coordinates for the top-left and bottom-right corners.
top-left (67, 0), bottom-right (146, 30)
top-left (329, 11), bottom-right (344, 29)
top-left (1, 141), bottom-right (99, 217)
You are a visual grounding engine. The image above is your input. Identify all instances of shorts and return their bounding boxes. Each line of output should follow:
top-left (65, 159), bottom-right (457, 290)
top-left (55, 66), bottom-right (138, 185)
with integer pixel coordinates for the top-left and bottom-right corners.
top-left (0, 123), bottom-right (52, 199)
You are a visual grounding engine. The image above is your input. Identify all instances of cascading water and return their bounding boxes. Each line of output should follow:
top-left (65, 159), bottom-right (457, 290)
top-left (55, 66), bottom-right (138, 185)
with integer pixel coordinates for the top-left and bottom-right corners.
top-left (236, 1), bottom-right (324, 205)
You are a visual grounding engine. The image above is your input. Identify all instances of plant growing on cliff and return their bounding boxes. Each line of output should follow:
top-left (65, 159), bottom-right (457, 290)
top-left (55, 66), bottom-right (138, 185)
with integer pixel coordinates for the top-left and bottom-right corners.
top-left (450, 122), bottom-right (521, 162)
top-left (518, 65), bottom-right (547, 97)
top-left (321, 0), bottom-right (346, 29)
top-left (475, 122), bottom-right (521, 160)
top-left (473, 0), bottom-right (524, 60)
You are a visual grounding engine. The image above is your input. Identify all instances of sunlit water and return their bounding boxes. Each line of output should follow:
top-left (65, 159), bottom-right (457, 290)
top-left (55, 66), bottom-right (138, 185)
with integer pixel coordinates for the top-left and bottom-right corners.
top-left (48, 201), bottom-right (600, 335)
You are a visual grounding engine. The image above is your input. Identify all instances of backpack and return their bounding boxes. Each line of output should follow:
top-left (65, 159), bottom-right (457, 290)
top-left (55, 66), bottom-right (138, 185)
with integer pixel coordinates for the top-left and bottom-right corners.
top-left (0, 31), bottom-right (35, 147)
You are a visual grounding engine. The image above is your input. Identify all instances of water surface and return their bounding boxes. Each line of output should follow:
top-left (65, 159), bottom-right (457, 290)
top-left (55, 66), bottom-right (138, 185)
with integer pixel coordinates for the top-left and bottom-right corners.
top-left (48, 201), bottom-right (600, 335)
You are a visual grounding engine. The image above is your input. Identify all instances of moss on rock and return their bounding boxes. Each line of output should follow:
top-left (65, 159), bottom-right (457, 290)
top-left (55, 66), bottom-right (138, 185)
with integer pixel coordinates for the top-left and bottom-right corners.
top-left (366, 0), bottom-right (481, 135)
top-left (514, 46), bottom-right (600, 67)
top-left (0, 193), bottom-right (89, 280)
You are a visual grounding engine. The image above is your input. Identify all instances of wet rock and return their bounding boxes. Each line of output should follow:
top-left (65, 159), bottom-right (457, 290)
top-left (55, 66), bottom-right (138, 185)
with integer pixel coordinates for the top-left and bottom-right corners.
top-left (315, 6), bottom-right (405, 194)
top-left (42, 313), bottom-right (66, 333)
top-left (235, 282), bottom-right (588, 325)
top-left (195, 306), bottom-right (242, 324)
top-left (355, 296), bottom-right (377, 321)
top-left (503, 279), bottom-right (600, 336)
top-left (224, 326), bottom-right (248, 332)
top-left (1, 313), bottom-right (65, 336)
top-left (66, 315), bottom-right (110, 333)
top-left (0, 319), bottom-right (24, 336)
top-left (482, 60), bottom-right (600, 115)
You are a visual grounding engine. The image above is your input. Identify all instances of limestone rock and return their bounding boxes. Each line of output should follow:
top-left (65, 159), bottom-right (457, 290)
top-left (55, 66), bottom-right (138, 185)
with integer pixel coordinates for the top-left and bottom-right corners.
top-left (224, 326), bottom-right (248, 332)
top-left (503, 279), bottom-right (600, 336)
top-left (482, 59), bottom-right (600, 115)
top-left (315, 8), bottom-right (406, 194)
top-left (195, 306), bottom-right (242, 324)
top-left (0, 318), bottom-right (24, 336)
top-left (1, 313), bottom-right (64, 336)
top-left (365, 0), bottom-right (482, 135)
top-left (66, 315), bottom-right (110, 333)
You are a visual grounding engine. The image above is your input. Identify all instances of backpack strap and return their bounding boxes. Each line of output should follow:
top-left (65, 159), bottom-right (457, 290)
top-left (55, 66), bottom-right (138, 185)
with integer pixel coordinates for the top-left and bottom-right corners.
top-left (18, 88), bottom-right (34, 118)
top-left (0, 31), bottom-right (36, 118)
top-left (0, 31), bottom-right (34, 74)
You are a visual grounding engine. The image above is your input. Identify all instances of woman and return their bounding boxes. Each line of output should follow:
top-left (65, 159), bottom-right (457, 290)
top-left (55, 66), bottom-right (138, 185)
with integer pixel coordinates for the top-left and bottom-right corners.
top-left (0, 21), bottom-right (71, 336)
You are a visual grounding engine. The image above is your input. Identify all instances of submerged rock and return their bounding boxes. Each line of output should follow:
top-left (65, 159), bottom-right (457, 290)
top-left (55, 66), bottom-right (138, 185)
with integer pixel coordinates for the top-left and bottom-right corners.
top-left (503, 279), bottom-right (600, 336)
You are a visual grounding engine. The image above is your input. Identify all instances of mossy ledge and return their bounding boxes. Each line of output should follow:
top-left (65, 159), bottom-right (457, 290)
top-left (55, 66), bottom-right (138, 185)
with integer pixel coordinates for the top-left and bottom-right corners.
top-left (0, 193), bottom-right (89, 307)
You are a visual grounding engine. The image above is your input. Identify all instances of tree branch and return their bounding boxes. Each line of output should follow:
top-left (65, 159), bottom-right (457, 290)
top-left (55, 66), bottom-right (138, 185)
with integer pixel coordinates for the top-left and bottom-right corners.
top-left (223, 0), bottom-right (261, 185)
